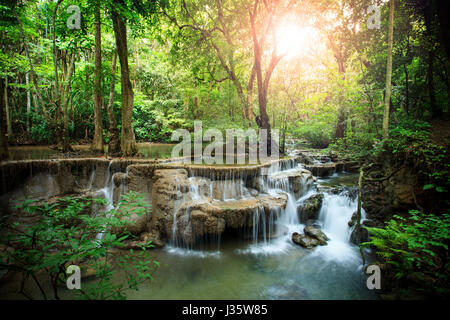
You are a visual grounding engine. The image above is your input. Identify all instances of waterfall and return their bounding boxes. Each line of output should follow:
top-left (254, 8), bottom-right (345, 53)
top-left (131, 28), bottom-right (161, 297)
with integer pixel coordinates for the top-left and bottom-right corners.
top-left (87, 165), bottom-right (96, 191)
top-left (310, 190), bottom-right (365, 263)
top-left (95, 162), bottom-right (116, 240)
top-left (165, 157), bottom-right (364, 262)
top-left (251, 207), bottom-right (268, 245)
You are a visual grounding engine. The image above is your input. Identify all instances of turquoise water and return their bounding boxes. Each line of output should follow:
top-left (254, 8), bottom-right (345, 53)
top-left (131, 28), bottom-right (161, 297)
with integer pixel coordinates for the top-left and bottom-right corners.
top-left (109, 173), bottom-right (378, 300)
top-left (120, 237), bottom-right (377, 300)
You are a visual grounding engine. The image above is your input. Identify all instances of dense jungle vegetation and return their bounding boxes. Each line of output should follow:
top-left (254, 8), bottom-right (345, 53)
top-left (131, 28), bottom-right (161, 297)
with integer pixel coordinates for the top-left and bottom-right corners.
top-left (0, 0), bottom-right (449, 300)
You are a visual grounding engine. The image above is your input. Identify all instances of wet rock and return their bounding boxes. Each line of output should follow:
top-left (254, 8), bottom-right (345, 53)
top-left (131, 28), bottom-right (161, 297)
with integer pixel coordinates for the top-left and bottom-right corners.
top-left (335, 162), bottom-right (345, 172)
top-left (343, 161), bottom-right (360, 173)
top-left (269, 169), bottom-right (314, 197)
top-left (296, 153), bottom-right (315, 165)
top-left (140, 231), bottom-right (165, 248)
top-left (298, 193), bottom-right (324, 223)
top-left (361, 219), bottom-right (378, 228)
top-left (349, 224), bottom-right (370, 245)
top-left (249, 188), bottom-right (259, 197)
top-left (348, 212), bottom-right (358, 227)
top-left (304, 164), bottom-right (337, 177)
top-left (151, 169), bottom-right (192, 238)
top-left (303, 226), bottom-right (329, 245)
top-left (292, 232), bottom-right (320, 249)
top-left (112, 204), bottom-right (151, 236)
top-left (305, 219), bottom-right (321, 228)
top-left (349, 219), bottom-right (377, 245)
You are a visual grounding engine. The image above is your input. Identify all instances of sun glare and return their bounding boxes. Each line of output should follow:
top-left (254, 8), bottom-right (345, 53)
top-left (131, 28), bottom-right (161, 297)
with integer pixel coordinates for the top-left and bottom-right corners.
top-left (275, 23), bottom-right (320, 60)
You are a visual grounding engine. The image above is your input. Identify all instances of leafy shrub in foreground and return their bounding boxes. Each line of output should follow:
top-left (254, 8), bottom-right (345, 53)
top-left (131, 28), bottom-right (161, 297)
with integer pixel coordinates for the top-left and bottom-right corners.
top-left (362, 210), bottom-right (450, 295)
top-left (0, 192), bottom-right (158, 300)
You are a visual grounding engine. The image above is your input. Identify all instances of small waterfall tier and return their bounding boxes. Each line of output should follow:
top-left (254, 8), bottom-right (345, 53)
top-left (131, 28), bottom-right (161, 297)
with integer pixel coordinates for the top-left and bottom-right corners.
top-left (149, 158), bottom-right (316, 249)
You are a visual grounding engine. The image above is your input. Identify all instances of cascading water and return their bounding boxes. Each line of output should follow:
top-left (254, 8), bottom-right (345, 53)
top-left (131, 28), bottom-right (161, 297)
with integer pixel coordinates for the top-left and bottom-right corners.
top-left (87, 166), bottom-right (96, 191)
top-left (95, 162), bottom-right (118, 240)
top-left (310, 190), bottom-right (365, 264)
top-left (72, 156), bottom-right (376, 299)
top-left (165, 156), bottom-right (366, 265)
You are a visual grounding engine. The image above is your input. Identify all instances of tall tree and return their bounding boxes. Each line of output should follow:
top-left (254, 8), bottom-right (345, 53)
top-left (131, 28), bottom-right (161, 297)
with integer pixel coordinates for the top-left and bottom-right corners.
top-left (163, 0), bottom-right (296, 153)
top-left (52, 0), bottom-right (74, 152)
top-left (91, 2), bottom-right (104, 153)
top-left (383, 0), bottom-right (395, 139)
top-left (249, 0), bottom-right (288, 154)
top-left (111, 0), bottom-right (138, 156)
top-left (106, 51), bottom-right (121, 155)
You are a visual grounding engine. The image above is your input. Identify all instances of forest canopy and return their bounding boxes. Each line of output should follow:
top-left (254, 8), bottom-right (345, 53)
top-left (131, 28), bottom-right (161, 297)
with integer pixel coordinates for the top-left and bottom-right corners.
top-left (0, 0), bottom-right (448, 157)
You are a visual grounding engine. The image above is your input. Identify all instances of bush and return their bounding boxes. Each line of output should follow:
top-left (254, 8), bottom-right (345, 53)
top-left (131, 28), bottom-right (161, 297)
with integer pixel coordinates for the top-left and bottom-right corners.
top-left (327, 131), bottom-right (381, 160)
top-left (385, 117), bottom-right (449, 195)
top-left (133, 98), bottom-right (186, 142)
top-left (293, 121), bottom-right (333, 149)
top-left (362, 210), bottom-right (450, 295)
top-left (0, 192), bottom-right (158, 300)
top-left (30, 113), bottom-right (55, 144)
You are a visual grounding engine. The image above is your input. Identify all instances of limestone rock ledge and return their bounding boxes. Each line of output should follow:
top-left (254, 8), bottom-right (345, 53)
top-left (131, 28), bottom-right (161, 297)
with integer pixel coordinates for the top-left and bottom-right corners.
top-left (151, 168), bottom-right (288, 246)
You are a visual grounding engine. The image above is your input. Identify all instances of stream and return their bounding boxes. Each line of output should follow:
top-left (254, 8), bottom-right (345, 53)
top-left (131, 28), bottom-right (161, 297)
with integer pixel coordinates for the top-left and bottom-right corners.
top-left (94, 163), bottom-right (378, 300)
top-left (1, 147), bottom-right (379, 300)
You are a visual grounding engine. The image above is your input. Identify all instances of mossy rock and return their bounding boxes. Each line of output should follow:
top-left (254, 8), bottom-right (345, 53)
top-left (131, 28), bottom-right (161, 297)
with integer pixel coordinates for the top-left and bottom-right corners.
top-left (298, 194), bottom-right (324, 223)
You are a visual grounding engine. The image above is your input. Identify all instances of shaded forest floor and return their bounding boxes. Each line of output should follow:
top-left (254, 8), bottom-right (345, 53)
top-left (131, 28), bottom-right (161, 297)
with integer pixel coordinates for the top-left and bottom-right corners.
top-left (429, 112), bottom-right (450, 148)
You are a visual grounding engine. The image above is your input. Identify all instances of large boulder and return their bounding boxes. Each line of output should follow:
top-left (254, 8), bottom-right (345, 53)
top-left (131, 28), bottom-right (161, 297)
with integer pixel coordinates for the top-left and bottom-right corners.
top-left (298, 193), bottom-right (324, 222)
top-left (305, 219), bottom-right (321, 228)
top-left (303, 226), bottom-right (329, 245)
top-left (292, 232), bottom-right (320, 249)
top-left (269, 169), bottom-right (314, 197)
top-left (170, 194), bottom-right (288, 245)
top-left (350, 223), bottom-right (370, 245)
top-left (304, 164), bottom-right (337, 177)
top-left (151, 169), bottom-right (192, 240)
top-left (112, 202), bottom-right (151, 236)
top-left (151, 167), bottom-right (289, 246)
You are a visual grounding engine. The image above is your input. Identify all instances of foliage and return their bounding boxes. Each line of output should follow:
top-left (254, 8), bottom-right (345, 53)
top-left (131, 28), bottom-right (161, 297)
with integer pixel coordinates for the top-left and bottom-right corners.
top-left (133, 96), bottom-right (186, 142)
top-left (327, 131), bottom-right (382, 160)
top-left (0, 191), bottom-right (158, 300)
top-left (292, 118), bottom-right (334, 149)
top-left (362, 210), bottom-right (450, 293)
top-left (384, 117), bottom-right (449, 194)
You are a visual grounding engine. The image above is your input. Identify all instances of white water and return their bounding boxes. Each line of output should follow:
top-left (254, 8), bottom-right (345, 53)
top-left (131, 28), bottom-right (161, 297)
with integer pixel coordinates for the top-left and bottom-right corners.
top-left (79, 158), bottom-right (375, 300)
top-left (168, 158), bottom-right (364, 267)
top-left (87, 166), bottom-right (96, 191)
top-left (95, 162), bottom-right (117, 241)
top-left (309, 192), bottom-right (366, 264)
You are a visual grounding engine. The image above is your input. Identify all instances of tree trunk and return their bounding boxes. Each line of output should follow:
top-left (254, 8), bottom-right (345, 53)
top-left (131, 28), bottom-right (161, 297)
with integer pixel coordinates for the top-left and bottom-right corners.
top-left (52, 0), bottom-right (73, 152)
top-left (14, 7), bottom-right (42, 112)
top-left (281, 113), bottom-right (287, 155)
top-left (111, 3), bottom-right (138, 157)
top-left (91, 4), bottom-right (104, 154)
top-left (383, 0), bottom-right (395, 139)
top-left (0, 78), bottom-right (9, 161)
top-left (26, 73), bottom-right (31, 132)
top-left (61, 55), bottom-right (75, 152)
top-left (335, 108), bottom-right (347, 139)
top-left (404, 64), bottom-right (409, 114)
top-left (5, 77), bottom-right (11, 139)
top-left (107, 52), bottom-right (121, 156)
top-left (329, 35), bottom-right (348, 140)
top-left (249, 6), bottom-right (279, 156)
top-left (245, 65), bottom-right (256, 124)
